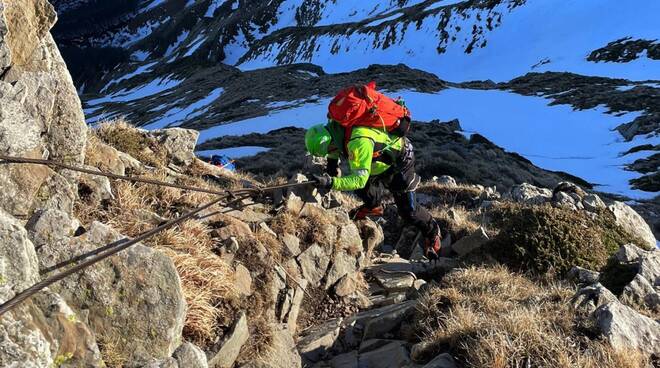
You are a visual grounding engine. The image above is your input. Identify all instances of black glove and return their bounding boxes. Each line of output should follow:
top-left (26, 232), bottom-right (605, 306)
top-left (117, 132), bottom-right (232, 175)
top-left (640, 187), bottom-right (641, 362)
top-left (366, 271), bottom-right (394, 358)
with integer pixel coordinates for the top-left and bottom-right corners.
top-left (313, 174), bottom-right (333, 190)
top-left (326, 158), bottom-right (340, 177)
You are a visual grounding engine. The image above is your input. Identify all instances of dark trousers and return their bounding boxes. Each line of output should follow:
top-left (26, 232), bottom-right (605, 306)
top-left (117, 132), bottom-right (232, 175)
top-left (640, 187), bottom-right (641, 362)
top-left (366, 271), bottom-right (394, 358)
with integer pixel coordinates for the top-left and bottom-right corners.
top-left (355, 139), bottom-right (438, 238)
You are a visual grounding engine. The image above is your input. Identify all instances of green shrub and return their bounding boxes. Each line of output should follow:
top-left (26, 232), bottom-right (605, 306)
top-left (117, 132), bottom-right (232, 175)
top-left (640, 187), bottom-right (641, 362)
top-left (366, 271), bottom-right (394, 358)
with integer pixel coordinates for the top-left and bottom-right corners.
top-left (487, 203), bottom-right (640, 275)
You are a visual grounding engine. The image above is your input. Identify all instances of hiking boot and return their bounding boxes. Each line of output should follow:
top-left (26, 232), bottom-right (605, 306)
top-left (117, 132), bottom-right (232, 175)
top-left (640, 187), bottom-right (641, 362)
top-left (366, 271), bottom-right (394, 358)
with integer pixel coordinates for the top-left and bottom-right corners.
top-left (350, 205), bottom-right (384, 220)
top-left (424, 231), bottom-right (442, 260)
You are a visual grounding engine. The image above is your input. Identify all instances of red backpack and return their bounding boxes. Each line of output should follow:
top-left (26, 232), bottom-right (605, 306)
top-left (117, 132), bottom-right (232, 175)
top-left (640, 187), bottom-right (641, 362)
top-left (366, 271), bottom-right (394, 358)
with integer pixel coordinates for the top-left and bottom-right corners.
top-left (328, 82), bottom-right (411, 137)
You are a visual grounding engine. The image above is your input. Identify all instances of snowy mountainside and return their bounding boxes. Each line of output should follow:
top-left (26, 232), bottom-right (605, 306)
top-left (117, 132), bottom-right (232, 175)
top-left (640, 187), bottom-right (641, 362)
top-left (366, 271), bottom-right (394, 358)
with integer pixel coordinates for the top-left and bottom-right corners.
top-left (52, 0), bottom-right (660, 199)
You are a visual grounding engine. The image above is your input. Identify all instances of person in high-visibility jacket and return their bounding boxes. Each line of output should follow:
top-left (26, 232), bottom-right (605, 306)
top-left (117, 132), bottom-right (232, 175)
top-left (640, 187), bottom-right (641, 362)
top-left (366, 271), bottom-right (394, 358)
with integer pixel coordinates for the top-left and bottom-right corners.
top-left (305, 120), bottom-right (442, 259)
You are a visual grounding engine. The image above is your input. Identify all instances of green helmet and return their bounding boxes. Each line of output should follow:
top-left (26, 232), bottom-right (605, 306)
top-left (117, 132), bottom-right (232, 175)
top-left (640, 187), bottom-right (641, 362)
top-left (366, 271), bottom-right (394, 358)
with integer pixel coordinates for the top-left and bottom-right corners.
top-left (305, 124), bottom-right (332, 157)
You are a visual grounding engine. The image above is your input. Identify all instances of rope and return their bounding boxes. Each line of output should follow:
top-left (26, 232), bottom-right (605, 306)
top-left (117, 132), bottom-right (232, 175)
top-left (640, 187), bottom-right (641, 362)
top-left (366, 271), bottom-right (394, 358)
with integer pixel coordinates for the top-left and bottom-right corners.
top-left (0, 196), bottom-right (224, 317)
top-left (0, 154), bottom-right (314, 196)
top-left (0, 154), bottom-right (320, 317)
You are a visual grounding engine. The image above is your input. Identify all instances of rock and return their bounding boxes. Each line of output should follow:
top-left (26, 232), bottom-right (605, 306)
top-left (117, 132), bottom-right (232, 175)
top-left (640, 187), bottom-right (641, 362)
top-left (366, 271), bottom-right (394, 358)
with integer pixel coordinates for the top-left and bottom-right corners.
top-left (594, 302), bottom-right (660, 356)
top-left (451, 227), bottom-right (489, 257)
top-left (329, 351), bottom-right (358, 368)
top-left (638, 250), bottom-right (660, 287)
top-left (614, 243), bottom-right (647, 264)
top-left (209, 312), bottom-right (249, 368)
top-left (141, 358), bottom-right (179, 368)
top-left (582, 194), bottom-right (606, 212)
top-left (553, 191), bottom-right (577, 210)
top-left (33, 290), bottom-right (103, 367)
top-left (281, 233), bottom-right (301, 256)
top-left (571, 283), bottom-right (618, 315)
top-left (117, 150), bottom-right (144, 173)
top-left (261, 324), bottom-right (302, 368)
top-left (287, 173), bottom-right (321, 204)
top-left (337, 222), bottom-right (362, 253)
top-left (0, 209), bottom-right (40, 302)
top-left (357, 219), bottom-right (384, 261)
top-left (151, 128), bottom-right (199, 166)
top-left (434, 175), bottom-right (457, 187)
top-left (325, 250), bottom-right (358, 289)
top-left (0, 304), bottom-right (53, 368)
top-left (621, 274), bottom-right (657, 308)
top-left (334, 274), bottom-right (358, 298)
top-left (39, 222), bottom-right (186, 366)
top-left (373, 271), bottom-right (415, 292)
top-left (85, 137), bottom-right (126, 175)
top-left (25, 208), bottom-right (79, 249)
top-left (298, 243), bottom-right (330, 286)
top-left (358, 341), bottom-right (411, 368)
top-left (287, 279), bottom-right (308, 334)
top-left (358, 301), bottom-right (418, 340)
top-left (608, 201), bottom-right (656, 249)
top-left (422, 353), bottom-right (458, 368)
top-left (553, 182), bottom-right (586, 199)
top-left (258, 222), bottom-right (277, 237)
top-left (173, 342), bottom-right (208, 368)
top-left (567, 266), bottom-right (600, 285)
top-left (78, 165), bottom-right (114, 204)
top-left (509, 183), bottom-right (552, 204)
top-left (234, 264), bottom-right (253, 297)
top-left (297, 318), bottom-right (342, 363)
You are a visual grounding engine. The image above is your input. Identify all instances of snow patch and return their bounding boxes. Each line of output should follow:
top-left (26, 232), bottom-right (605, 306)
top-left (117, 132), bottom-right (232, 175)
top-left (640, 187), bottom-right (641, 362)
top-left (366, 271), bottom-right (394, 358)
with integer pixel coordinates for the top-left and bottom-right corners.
top-left (196, 146), bottom-right (270, 158)
top-left (144, 87), bottom-right (225, 129)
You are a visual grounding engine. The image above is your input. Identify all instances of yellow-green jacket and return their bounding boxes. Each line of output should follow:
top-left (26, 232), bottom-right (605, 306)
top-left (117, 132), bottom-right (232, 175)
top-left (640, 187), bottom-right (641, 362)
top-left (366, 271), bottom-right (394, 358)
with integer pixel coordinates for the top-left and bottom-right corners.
top-left (325, 121), bottom-right (403, 191)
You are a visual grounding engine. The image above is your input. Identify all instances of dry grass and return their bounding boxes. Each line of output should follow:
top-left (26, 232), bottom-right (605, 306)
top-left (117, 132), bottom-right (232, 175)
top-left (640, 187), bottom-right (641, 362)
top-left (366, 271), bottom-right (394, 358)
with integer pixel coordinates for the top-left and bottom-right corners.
top-left (417, 182), bottom-right (483, 208)
top-left (73, 165), bottom-right (239, 346)
top-left (414, 266), bottom-right (651, 368)
top-left (96, 333), bottom-right (127, 368)
top-left (95, 119), bottom-right (167, 167)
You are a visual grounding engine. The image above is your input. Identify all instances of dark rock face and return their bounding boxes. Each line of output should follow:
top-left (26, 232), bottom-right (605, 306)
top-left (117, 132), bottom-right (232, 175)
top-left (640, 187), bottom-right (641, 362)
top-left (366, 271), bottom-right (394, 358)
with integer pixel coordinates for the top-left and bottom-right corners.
top-left (588, 37), bottom-right (660, 63)
top-left (197, 120), bottom-right (588, 192)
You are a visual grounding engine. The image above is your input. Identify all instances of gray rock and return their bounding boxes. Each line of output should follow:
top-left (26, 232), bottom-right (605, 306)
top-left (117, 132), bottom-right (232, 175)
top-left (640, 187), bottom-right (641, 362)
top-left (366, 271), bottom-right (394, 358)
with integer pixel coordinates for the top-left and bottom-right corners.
top-left (422, 353), bottom-right (457, 368)
top-left (571, 283), bottom-right (618, 315)
top-left (582, 194), bottom-right (606, 212)
top-left (209, 312), bottom-right (249, 368)
top-left (297, 318), bottom-right (342, 363)
top-left (553, 191), bottom-right (577, 210)
top-left (638, 250), bottom-right (660, 287)
top-left (40, 222), bottom-right (186, 366)
top-left (614, 243), bottom-right (647, 264)
top-left (141, 358), bottom-right (179, 368)
top-left (334, 274), bottom-right (358, 298)
top-left (567, 266), bottom-right (600, 285)
top-left (298, 243), bottom-right (330, 286)
top-left (78, 165), bottom-right (115, 204)
top-left (509, 183), bottom-right (552, 204)
top-left (234, 264), bottom-right (253, 296)
top-left (281, 233), bottom-right (301, 256)
top-left (373, 271), bottom-right (415, 292)
top-left (24, 209), bottom-right (80, 249)
top-left (0, 304), bottom-right (53, 368)
top-left (325, 250), bottom-right (358, 289)
top-left (0, 209), bottom-right (40, 302)
top-left (173, 342), bottom-right (208, 368)
top-left (85, 137), bottom-right (126, 175)
top-left (360, 301), bottom-right (418, 340)
top-left (261, 324), bottom-right (302, 368)
top-left (358, 341), bottom-right (411, 368)
top-left (608, 202), bottom-right (657, 249)
top-left (329, 351), bottom-right (357, 368)
top-left (622, 274), bottom-right (656, 307)
top-left (151, 128), bottom-right (199, 166)
top-left (594, 302), bottom-right (660, 356)
top-left (434, 175), bottom-right (457, 187)
top-left (287, 173), bottom-right (321, 204)
top-left (285, 279), bottom-right (307, 334)
top-left (451, 227), bottom-right (489, 257)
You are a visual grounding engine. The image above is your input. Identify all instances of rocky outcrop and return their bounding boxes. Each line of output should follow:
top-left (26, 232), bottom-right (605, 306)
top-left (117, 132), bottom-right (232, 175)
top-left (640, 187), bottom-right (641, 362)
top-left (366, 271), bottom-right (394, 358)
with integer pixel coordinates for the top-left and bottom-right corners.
top-left (608, 202), bottom-right (657, 249)
top-left (594, 302), bottom-right (660, 356)
top-left (0, 0), bottom-right (87, 219)
top-left (508, 183), bottom-right (552, 204)
top-left (32, 215), bottom-right (187, 366)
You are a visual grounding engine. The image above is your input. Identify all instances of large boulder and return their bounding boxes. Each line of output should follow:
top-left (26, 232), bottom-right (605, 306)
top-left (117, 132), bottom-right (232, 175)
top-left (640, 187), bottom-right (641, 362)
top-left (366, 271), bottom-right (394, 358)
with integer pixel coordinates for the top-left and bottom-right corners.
top-left (37, 221), bottom-right (187, 366)
top-left (594, 302), bottom-right (660, 356)
top-left (151, 128), bottom-right (199, 166)
top-left (608, 202), bottom-right (656, 249)
top-left (0, 0), bottom-right (87, 218)
top-left (509, 183), bottom-right (552, 204)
